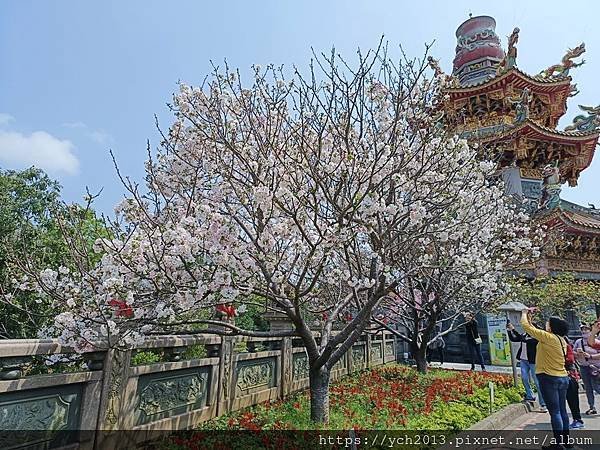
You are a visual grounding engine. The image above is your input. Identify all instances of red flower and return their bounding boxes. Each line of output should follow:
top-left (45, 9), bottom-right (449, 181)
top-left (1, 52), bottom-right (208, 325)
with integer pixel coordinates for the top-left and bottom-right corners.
top-left (216, 303), bottom-right (237, 318)
top-left (108, 298), bottom-right (134, 318)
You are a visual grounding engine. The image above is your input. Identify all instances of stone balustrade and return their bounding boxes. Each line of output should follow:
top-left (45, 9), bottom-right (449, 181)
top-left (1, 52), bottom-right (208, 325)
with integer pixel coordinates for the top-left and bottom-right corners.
top-left (0, 331), bottom-right (400, 449)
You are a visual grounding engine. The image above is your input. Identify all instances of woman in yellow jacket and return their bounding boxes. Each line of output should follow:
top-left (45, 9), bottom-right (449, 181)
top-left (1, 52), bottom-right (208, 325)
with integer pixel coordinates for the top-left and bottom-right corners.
top-left (521, 308), bottom-right (571, 450)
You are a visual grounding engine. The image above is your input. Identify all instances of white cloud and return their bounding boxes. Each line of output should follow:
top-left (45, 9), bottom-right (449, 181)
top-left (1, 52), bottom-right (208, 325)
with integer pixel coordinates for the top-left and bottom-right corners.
top-left (0, 130), bottom-right (79, 175)
top-left (0, 113), bottom-right (14, 126)
top-left (89, 130), bottom-right (112, 144)
top-left (62, 121), bottom-right (87, 129)
top-left (62, 121), bottom-right (113, 144)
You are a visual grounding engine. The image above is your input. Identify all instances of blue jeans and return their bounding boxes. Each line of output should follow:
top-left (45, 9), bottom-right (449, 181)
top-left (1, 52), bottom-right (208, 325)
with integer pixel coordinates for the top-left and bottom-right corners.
top-left (520, 360), bottom-right (545, 407)
top-left (537, 373), bottom-right (569, 444)
top-left (466, 339), bottom-right (484, 367)
top-left (580, 365), bottom-right (600, 410)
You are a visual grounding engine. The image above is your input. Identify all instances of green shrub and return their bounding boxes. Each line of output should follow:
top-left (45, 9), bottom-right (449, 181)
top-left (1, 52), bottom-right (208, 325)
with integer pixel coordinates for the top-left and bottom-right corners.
top-left (182, 344), bottom-right (207, 360)
top-left (131, 350), bottom-right (162, 366)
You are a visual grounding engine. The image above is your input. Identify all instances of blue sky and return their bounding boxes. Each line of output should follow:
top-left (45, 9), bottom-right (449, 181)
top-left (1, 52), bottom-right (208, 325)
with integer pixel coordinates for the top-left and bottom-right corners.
top-left (1, 0), bottom-right (599, 214)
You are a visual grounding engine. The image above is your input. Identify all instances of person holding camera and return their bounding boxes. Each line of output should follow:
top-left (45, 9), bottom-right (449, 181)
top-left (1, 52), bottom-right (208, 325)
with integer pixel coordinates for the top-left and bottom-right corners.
top-left (507, 321), bottom-right (546, 412)
top-left (521, 307), bottom-right (571, 450)
top-left (464, 312), bottom-right (486, 371)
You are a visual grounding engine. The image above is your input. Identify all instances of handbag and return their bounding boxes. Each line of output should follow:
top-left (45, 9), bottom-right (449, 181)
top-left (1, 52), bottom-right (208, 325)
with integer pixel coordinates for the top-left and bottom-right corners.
top-left (557, 335), bottom-right (577, 374)
top-left (469, 322), bottom-right (483, 345)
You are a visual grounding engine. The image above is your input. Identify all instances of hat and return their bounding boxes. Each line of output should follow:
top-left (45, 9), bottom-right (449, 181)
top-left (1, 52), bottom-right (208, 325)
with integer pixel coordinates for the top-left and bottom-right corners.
top-left (581, 322), bottom-right (591, 329)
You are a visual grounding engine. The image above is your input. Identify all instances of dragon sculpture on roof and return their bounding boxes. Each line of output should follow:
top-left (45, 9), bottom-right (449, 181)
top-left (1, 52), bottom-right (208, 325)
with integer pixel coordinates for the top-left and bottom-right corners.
top-left (565, 105), bottom-right (600, 132)
top-left (539, 43), bottom-right (586, 78)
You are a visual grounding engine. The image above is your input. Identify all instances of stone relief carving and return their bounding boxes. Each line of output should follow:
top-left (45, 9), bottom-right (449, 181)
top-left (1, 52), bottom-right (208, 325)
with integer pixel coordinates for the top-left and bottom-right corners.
top-left (0, 394), bottom-right (77, 430)
top-left (138, 373), bottom-right (206, 417)
top-left (292, 353), bottom-right (309, 380)
top-left (371, 343), bottom-right (383, 361)
top-left (236, 360), bottom-right (274, 392)
top-left (104, 350), bottom-right (125, 426)
top-left (352, 345), bottom-right (366, 366)
top-left (385, 342), bottom-right (395, 357)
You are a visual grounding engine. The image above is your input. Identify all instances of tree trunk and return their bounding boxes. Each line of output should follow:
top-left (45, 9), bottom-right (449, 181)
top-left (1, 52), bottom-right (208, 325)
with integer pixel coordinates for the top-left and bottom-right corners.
top-left (309, 365), bottom-right (331, 423)
top-left (412, 341), bottom-right (428, 373)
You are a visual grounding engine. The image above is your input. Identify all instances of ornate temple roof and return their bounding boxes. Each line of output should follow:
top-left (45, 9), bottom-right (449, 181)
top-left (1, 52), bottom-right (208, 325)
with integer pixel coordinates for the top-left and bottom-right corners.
top-left (439, 15), bottom-right (599, 188)
top-left (446, 67), bottom-right (571, 94)
top-left (543, 200), bottom-right (600, 232)
top-left (466, 117), bottom-right (599, 142)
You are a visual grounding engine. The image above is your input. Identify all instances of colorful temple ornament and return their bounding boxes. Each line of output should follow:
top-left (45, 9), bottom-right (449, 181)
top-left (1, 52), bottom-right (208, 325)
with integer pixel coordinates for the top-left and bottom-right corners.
top-left (507, 87), bottom-right (531, 124)
top-left (539, 164), bottom-right (562, 210)
top-left (539, 43), bottom-right (586, 78)
top-left (497, 27), bottom-right (519, 74)
top-left (565, 105), bottom-right (600, 132)
top-left (452, 16), bottom-right (505, 86)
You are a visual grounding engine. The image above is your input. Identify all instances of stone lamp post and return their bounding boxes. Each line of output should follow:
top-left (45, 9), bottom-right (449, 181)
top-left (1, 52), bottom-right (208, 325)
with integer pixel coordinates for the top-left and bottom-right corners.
top-left (498, 301), bottom-right (528, 387)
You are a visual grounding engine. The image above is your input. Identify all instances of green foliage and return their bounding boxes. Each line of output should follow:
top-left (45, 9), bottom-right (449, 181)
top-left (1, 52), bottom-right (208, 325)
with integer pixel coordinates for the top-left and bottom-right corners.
top-left (181, 344), bottom-right (207, 360)
top-left (510, 273), bottom-right (600, 319)
top-left (407, 402), bottom-right (485, 430)
top-left (22, 355), bottom-right (85, 376)
top-left (0, 167), bottom-right (108, 338)
top-left (234, 302), bottom-right (269, 332)
top-left (131, 350), bottom-right (162, 366)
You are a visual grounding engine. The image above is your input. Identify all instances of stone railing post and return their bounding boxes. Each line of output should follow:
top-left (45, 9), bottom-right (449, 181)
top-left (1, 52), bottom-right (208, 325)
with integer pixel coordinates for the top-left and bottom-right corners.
top-left (281, 337), bottom-right (293, 398)
top-left (365, 334), bottom-right (372, 368)
top-left (217, 336), bottom-right (234, 416)
top-left (95, 348), bottom-right (132, 449)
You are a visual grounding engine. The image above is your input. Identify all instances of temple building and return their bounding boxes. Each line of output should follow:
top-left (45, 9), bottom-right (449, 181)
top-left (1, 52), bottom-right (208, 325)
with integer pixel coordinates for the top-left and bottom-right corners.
top-left (415, 15), bottom-right (600, 365)
top-left (435, 15), bottom-right (600, 281)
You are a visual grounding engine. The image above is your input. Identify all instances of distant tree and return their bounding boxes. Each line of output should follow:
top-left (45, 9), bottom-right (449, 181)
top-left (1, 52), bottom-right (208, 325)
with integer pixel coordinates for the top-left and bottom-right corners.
top-left (510, 273), bottom-right (600, 323)
top-left (0, 167), bottom-right (106, 338)
top-left (371, 178), bottom-right (541, 372)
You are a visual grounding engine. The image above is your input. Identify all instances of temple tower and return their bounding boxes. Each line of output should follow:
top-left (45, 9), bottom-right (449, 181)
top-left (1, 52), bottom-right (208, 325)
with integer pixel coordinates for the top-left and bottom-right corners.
top-left (440, 15), bottom-right (600, 279)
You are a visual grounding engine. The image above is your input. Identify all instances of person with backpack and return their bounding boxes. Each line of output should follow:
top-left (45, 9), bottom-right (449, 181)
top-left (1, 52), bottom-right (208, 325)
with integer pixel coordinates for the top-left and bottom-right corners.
top-left (507, 321), bottom-right (546, 411)
top-left (521, 308), bottom-right (572, 450)
top-left (573, 322), bottom-right (600, 415)
top-left (564, 337), bottom-right (584, 429)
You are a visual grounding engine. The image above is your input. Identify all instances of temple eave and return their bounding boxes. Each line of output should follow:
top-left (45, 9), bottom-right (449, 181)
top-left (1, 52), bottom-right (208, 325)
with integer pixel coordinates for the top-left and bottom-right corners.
top-left (445, 67), bottom-right (572, 96)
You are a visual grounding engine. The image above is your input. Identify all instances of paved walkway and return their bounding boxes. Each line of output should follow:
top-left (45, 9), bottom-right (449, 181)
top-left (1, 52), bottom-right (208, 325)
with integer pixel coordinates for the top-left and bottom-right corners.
top-left (504, 392), bottom-right (600, 431)
top-left (427, 361), bottom-right (516, 374)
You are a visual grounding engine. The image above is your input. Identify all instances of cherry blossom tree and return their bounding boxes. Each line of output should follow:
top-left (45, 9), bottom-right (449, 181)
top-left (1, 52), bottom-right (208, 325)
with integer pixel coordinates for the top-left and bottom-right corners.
top-left (372, 183), bottom-right (541, 372)
top-left (8, 43), bottom-right (538, 422)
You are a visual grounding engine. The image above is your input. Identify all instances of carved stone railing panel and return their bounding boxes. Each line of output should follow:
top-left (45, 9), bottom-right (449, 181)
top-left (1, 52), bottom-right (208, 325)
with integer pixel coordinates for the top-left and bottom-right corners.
top-left (371, 342), bottom-right (383, 363)
top-left (292, 352), bottom-right (309, 380)
top-left (352, 345), bottom-right (366, 368)
top-left (234, 357), bottom-right (276, 397)
top-left (134, 367), bottom-right (210, 426)
top-left (0, 384), bottom-right (81, 448)
top-left (385, 341), bottom-right (395, 359)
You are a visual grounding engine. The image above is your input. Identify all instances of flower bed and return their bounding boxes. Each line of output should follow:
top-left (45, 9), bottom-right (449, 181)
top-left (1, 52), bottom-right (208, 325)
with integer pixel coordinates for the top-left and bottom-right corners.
top-left (160, 365), bottom-right (522, 449)
top-left (205, 365), bottom-right (519, 431)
